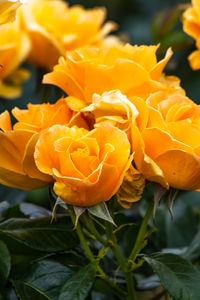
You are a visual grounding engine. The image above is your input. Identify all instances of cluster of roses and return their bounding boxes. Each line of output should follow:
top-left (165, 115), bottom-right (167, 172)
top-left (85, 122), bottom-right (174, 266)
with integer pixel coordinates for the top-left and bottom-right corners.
top-left (0, 0), bottom-right (199, 208)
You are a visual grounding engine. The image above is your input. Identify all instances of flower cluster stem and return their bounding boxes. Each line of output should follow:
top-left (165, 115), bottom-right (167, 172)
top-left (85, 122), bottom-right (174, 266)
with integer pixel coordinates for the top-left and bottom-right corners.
top-left (68, 206), bottom-right (125, 299)
top-left (129, 201), bottom-right (154, 262)
top-left (105, 221), bottom-right (137, 300)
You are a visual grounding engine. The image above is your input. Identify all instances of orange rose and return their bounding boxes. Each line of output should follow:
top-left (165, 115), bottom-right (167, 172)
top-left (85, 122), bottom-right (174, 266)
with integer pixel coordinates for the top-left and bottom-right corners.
top-left (0, 97), bottom-right (87, 190)
top-left (0, 110), bottom-right (51, 190)
top-left (0, 21), bottom-right (30, 99)
top-left (183, 0), bottom-right (200, 69)
top-left (17, 0), bottom-right (116, 70)
top-left (34, 123), bottom-right (132, 206)
top-left (43, 44), bottom-right (184, 103)
top-left (83, 90), bottom-right (200, 191)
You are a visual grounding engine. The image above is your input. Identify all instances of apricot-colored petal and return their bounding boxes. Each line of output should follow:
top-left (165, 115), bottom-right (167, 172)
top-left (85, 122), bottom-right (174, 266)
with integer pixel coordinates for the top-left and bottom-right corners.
top-left (155, 150), bottom-right (200, 190)
top-left (87, 123), bottom-right (131, 171)
top-left (53, 157), bottom-right (128, 207)
top-left (147, 107), bottom-right (169, 132)
top-left (150, 48), bottom-right (173, 80)
top-left (35, 125), bottom-right (88, 175)
top-left (188, 49), bottom-right (200, 70)
top-left (168, 120), bottom-right (200, 149)
top-left (183, 8), bottom-right (200, 40)
top-left (0, 129), bottom-right (34, 173)
top-left (0, 167), bottom-right (48, 190)
top-left (142, 127), bottom-right (194, 160)
top-left (131, 124), bottom-right (168, 188)
top-left (0, 110), bottom-right (12, 132)
top-left (23, 133), bottom-right (53, 182)
top-left (84, 59), bottom-right (150, 101)
top-left (43, 69), bottom-right (85, 100)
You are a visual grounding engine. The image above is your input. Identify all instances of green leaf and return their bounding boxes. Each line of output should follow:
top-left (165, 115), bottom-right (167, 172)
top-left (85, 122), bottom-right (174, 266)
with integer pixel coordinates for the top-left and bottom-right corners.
top-left (88, 202), bottom-right (115, 226)
top-left (0, 216), bottom-right (79, 255)
top-left (183, 230), bottom-right (200, 262)
top-left (58, 261), bottom-right (98, 300)
top-left (13, 280), bottom-right (50, 300)
top-left (19, 259), bottom-right (74, 300)
top-left (0, 240), bottom-right (11, 285)
top-left (144, 253), bottom-right (200, 300)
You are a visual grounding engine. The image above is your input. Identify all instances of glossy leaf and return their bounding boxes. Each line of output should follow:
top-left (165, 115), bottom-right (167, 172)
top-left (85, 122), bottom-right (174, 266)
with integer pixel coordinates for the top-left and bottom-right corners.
top-left (13, 280), bottom-right (50, 300)
top-left (0, 240), bottom-right (11, 285)
top-left (58, 261), bottom-right (98, 300)
top-left (20, 259), bottom-right (74, 300)
top-left (0, 216), bottom-right (79, 254)
top-left (183, 230), bottom-right (200, 262)
top-left (144, 253), bottom-right (200, 300)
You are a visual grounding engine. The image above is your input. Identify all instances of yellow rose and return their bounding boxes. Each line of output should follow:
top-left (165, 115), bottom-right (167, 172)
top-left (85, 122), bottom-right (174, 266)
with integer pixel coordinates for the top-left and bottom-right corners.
top-left (43, 44), bottom-right (184, 103)
top-left (34, 123), bottom-right (132, 206)
top-left (0, 0), bottom-right (23, 25)
top-left (83, 90), bottom-right (200, 191)
top-left (183, 0), bottom-right (200, 69)
top-left (0, 21), bottom-right (30, 99)
top-left (0, 97), bottom-right (87, 190)
top-left (0, 110), bottom-right (51, 189)
top-left (17, 0), bottom-right (116, 70)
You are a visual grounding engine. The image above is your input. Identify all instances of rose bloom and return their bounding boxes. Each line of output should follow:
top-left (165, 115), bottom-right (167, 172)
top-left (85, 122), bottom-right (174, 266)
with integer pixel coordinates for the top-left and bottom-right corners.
top-left (0, 97), bottom-right (86, 190)
top-left (0, 21), bottom-right (30, 99)
top-left (183, 0), bottom-right (200, 69)
top-left (34, 123), bottom-right (132, 206)
top-left (43, 44), bottom-right (185, 104)
top-left (83, 90), bottom-right (200, 191)
top-left (17, 0), bottom-right (116, 70)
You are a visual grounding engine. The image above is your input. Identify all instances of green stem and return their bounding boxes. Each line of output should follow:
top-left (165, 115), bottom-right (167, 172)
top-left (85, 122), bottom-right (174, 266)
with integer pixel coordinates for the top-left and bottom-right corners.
top-left (129, 201), bottom-right (153, 262)
top-left (68, 207), bottom-right (94, 261)
top-left (83, 214), bottom-right (107, 246)
top-left (68, 207), bottom-right (125, 299)
top-left (105, 222), bottom-right (137, 300)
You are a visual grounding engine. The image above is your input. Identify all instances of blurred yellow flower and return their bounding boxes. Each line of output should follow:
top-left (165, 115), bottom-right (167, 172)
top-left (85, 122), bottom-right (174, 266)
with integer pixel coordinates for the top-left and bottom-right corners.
top-left (43, 44), bottom-right (184, 103)
top-left (0, 0), bottom-right (24, 25)
top-left (183, 0), bottom-right (200, 69)
top-left (0, 21), bottom-right (30, 99)
top-left (17, 0), bottom-right (116, 70)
